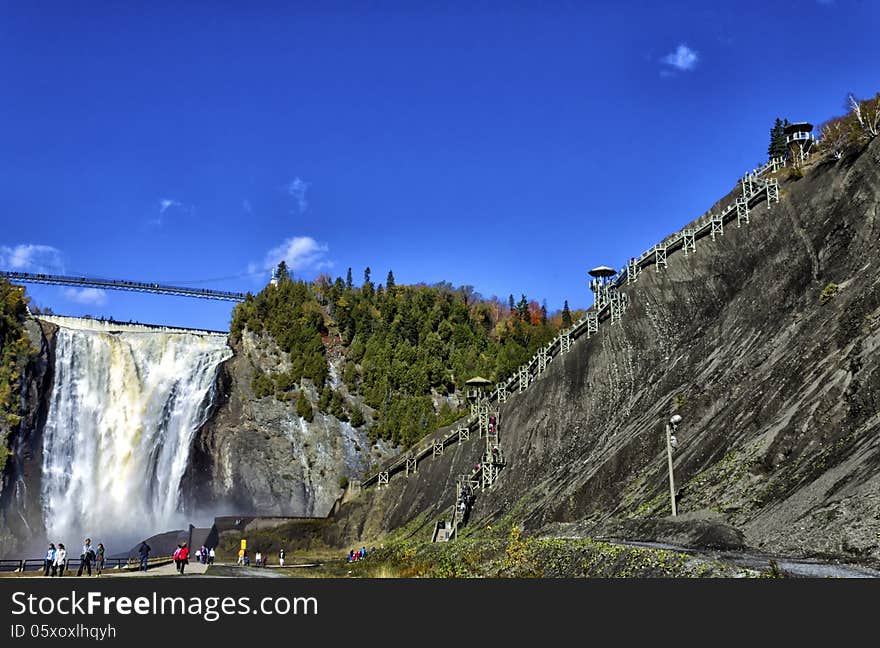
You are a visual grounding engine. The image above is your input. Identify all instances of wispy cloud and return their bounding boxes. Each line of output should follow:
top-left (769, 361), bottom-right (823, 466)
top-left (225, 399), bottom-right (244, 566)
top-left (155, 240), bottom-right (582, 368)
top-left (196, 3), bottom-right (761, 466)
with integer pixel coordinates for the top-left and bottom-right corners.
top-left (63, 287), bottom-right (107, 306)
top-left (249, 235), bottom-right (333, 279)
top-left (287, 177), bottom-right (310, 214)
top-left (661, 44), bottom-right (699, 72)
top-left (159, 198), bottom-right (182, 214)
top-left (0, 244), bottom-right (65, 273)
top-left (150, 198), bottom-right (192, 227)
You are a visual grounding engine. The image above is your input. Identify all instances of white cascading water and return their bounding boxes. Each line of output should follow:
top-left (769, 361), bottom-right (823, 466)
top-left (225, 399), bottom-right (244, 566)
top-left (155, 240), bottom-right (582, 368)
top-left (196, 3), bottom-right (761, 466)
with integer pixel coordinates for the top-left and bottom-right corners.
top-left (38, 316), bottom-right (232, 548)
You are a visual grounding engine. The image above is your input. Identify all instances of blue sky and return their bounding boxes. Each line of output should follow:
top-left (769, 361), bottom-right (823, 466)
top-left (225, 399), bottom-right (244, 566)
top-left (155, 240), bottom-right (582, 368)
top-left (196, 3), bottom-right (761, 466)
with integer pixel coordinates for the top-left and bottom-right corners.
top-left (1, 0), bottom-right (877, 331)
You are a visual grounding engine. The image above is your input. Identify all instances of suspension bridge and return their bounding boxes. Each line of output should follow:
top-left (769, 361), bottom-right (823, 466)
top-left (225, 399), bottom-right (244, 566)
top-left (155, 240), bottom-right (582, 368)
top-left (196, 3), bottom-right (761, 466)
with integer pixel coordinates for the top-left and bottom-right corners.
top-left (0, 271), bottom-right (247, 302)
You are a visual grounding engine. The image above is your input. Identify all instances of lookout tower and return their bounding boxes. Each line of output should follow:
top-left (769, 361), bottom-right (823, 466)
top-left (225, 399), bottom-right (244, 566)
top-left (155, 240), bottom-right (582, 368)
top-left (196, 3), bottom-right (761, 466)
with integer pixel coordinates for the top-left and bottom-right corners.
top-left (784, 122), bottom-right (813, 157)
top-left (269, 268), bottom-right (279, 288)
top-left (588, 265), bottom-right (616, 308)
top-left (465, 376), bottom-right (493, 402)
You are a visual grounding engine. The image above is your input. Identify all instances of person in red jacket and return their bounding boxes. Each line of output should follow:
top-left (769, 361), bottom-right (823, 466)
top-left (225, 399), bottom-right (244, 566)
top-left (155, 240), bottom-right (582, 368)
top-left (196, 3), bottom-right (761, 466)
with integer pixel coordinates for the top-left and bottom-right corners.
top-left (175, 542), bottom-right (190, 574)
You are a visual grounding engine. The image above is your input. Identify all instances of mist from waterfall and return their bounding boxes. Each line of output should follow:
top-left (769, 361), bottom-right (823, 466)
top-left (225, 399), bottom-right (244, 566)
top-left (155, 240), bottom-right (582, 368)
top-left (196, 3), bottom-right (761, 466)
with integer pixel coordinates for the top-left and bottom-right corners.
top-left (39, 316), bottom-right (232, 551)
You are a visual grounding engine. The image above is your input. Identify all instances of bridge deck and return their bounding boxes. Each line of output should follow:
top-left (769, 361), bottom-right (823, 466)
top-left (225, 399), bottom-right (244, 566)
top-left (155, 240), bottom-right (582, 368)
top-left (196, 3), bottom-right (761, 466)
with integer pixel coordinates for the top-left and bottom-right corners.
top-left (1, 271), bottom-right (247, 302)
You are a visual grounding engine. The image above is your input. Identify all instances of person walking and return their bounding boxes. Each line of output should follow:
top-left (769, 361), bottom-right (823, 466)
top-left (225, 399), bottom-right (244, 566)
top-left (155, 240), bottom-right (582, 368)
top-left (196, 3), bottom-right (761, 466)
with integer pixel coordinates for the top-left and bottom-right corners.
top-left (208, 547), bottom-right (215, 565)
top-left (95, 543), bottom-right (105, 576)
top-left (54, 544), bottom-right (67, 577)
top-left (278, 549), bottom-right (285, 568)
top-left (77, 538), bottom-right (94, 576)
top-left (44, 544), bottom-right (56, 577)
top-left (255, 551), bottom-right (262, 567)
top-left (137, 541), bottom-right (151, 572)
top-left (177, 542), bottom-right (189, 574)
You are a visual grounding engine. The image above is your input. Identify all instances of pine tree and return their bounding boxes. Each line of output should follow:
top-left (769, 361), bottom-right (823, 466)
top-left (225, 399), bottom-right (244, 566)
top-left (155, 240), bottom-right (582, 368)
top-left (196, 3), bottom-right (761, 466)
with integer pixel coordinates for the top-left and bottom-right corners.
top-left (517, 294), bottom-right (529, 321)
top-left (296, 390), bottom-right (314, 422)
top-left (330, 390), bottom-right (348, 421)
top-left (508, 294), bottom-right (515, 313)
top-left (562, 300), bottom-right (572, 328)
top-left (349, 405), bottom-right (365, 428)
top-left (768, 117), bottom-right (789, 160)
top-left (386, 270), bottom-right (395, 290)
top-left (276, 261), bottom-right (290, 281)
top-left (346, 268), bottom-right (353, 290)
top-left (318, 384), bottom-right (332, 412)
top-left (540, 301), bottom-right (548, 325)
top-left (364, 267), bottom-right (371, 284)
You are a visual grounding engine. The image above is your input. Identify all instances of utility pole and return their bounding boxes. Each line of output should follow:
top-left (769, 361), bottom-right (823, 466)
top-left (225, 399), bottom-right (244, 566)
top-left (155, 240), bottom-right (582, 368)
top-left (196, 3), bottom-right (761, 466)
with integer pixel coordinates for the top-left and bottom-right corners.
top-left (665, 415), bottom-right (682, 516)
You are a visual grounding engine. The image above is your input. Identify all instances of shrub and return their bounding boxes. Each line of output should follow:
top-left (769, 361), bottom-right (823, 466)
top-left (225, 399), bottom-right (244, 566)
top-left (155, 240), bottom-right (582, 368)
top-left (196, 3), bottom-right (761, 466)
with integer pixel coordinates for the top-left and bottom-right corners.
top-left (296, 390), bottom-right (314, 422)
top-left (819, 282), bottom-right (839, 304)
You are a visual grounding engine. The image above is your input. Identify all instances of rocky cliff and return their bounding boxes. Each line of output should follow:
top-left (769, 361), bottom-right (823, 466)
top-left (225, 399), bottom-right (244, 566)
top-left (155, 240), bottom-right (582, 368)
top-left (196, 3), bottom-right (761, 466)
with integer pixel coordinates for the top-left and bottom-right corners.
top-left (0, 319), bottom-right (55, 553)
top-left (319, 138), bottom-right (880, 565)
top-left (182, 330), bottom-right (397, 518)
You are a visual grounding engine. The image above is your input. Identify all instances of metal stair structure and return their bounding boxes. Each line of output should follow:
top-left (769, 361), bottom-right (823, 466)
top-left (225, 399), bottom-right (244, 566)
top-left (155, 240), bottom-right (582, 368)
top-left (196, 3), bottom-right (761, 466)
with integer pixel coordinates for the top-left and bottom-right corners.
top-left (362, 160), bottom-right (786, 500)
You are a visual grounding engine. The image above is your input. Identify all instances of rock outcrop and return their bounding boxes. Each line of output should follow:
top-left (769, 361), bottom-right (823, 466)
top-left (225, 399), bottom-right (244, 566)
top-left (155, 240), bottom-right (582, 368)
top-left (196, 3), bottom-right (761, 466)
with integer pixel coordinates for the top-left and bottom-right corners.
top-left (183, 331), bottom-right (397, 518)
top-left (322, 139), bottom-right (880, 566)
top-left (0, 319), bottom-right (56, 554)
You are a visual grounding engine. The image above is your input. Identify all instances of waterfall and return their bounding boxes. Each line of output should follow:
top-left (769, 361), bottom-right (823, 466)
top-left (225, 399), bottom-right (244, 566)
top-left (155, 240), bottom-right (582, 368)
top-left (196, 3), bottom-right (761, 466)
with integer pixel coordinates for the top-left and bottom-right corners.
top-left (38, 316), bottom-right (232, 548)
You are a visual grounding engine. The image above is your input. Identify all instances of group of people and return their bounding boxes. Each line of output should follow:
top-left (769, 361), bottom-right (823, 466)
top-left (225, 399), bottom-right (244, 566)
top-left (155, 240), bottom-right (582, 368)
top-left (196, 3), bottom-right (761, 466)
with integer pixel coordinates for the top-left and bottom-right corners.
top-left (43, 538), bottom-right (106, 577)
top-left (193, 545), bottom-right (215, 565)
top-left (458, 485), bottom-right (475, 515)
top-left (236, 548), bottom-right (285, 567)
top-left (347, 547), bottom-right (370, 562)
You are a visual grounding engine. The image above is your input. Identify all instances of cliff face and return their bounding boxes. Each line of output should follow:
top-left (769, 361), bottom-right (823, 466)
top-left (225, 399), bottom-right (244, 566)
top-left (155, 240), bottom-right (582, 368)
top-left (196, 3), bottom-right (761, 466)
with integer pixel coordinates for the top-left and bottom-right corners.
top-left (183, 331), bottom-right (397, 518)
top-left (327, 139), bottom-right (880, 564)
top-left (0, 319), bottom-right (55, 553)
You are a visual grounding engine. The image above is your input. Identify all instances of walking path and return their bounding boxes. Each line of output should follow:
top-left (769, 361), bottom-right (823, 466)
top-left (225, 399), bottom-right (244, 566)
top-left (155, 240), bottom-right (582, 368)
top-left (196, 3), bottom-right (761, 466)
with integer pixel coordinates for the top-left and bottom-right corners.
top-left (104, 561), bottom-right (209, 577)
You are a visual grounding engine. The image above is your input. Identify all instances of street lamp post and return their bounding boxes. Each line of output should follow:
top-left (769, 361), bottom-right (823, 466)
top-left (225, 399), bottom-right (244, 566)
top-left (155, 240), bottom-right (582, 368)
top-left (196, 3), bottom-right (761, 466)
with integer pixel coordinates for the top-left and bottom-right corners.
top-left (665, 414), bottom-right (682, 516)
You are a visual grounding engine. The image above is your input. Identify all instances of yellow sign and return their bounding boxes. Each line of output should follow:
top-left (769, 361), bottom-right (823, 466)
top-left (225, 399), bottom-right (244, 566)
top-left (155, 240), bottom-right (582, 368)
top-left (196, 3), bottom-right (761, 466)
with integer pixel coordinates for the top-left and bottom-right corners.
top-left (241, 539), bottom-right (247, 550)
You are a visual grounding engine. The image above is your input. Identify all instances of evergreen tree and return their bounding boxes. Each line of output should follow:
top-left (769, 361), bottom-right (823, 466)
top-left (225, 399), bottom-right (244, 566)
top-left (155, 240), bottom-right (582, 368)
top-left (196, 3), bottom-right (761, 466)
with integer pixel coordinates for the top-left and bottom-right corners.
top-left (517, 294), bottom-right (529, 321)
top-left (318, 384), bottom-right (333, 412)
top-left (386, 270), bottom-right (395, 290)
top-left (768, 117), bottom-right (789, 160)
top-left (349, 405), bottom-right (365, 428)
top-left (508, 294), bottom-right (515, 313)
top-left (362, 267), bottom-right (374, 298)
top-left (562, 300), bottom-right (572, 328)
top-left (541, 300), bottom-right (548, 325)
top-left (296, 390), bottom-right (314, 422)
top-left (276, 261), bottom-right (290, 282)
top-left (346, 268), bottom-right (353, 290)
top-left (330, 390), bottom-right (348, 421)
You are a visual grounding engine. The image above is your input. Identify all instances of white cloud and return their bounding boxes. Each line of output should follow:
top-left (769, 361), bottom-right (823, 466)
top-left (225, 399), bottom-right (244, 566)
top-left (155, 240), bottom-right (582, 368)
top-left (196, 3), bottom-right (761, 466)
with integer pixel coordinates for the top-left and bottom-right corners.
top-left (63, 287), bottom-right (107, 306)
top-left (253, 236), bottom-right (332, 278)
top-left (159, 198), bottom-right (182, 214)
top-left (661, 44), bottom-right (699, 72)
top-left (287, 177), bottom-right (310, 213)
top-left (0, 244), bottom-right (65, 273)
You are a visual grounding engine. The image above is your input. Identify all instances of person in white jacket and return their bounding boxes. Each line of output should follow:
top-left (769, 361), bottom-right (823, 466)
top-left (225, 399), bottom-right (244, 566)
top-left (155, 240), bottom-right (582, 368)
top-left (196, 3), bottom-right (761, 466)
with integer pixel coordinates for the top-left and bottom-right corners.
top-left (54, 544), bottom-right (67, 577)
